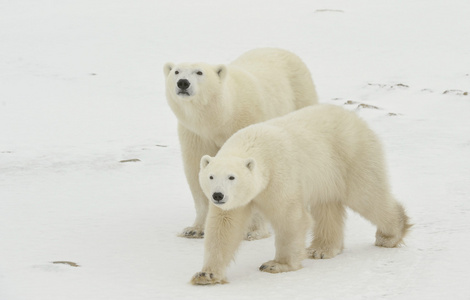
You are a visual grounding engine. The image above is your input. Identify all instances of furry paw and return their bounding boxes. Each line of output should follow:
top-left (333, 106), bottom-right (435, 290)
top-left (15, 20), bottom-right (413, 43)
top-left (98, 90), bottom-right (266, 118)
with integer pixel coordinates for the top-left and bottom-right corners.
top-left (179, 226), bottom-right (204, 239)
top-left (375, 218), bottom-right (412, 248)
top-left (307, 246), bottom-right (341, 259)
top-left (245, 229), bottom-right (271, 241)
top-left (375, 232), bottom-right (403, 248)
top-left (259, 260), bottom-right (301, 273)
top-left (190, 272), bottom-right (226, 285)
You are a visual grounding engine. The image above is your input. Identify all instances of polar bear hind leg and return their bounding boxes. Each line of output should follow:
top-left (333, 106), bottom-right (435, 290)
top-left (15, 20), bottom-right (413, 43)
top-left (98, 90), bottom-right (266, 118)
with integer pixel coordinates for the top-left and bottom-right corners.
top-left (344, 147), bottom-right (411, 248)
top-left (245, 210), bottom-right (271, 240)
top-left (374, 202), bottom-right (412, 247)
top-left (347, 193), bottom-right (411, 248)
top-left (307, 201), bottom-right (346, 259)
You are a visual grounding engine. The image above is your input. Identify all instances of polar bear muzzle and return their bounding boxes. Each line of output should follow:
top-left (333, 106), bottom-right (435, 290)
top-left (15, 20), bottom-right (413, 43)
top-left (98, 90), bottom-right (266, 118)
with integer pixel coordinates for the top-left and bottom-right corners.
top-left (177, 79), bottom-right (191, 95)
top-left (212, 192), bottom-right (226, 204)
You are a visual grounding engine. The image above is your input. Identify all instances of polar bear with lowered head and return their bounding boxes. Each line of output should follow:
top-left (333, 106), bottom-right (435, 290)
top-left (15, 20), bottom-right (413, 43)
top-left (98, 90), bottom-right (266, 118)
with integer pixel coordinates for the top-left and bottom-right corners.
top-left (191, 104), bottom-right (411, 285)
top-left (163, 48), bottom-right (318, 239)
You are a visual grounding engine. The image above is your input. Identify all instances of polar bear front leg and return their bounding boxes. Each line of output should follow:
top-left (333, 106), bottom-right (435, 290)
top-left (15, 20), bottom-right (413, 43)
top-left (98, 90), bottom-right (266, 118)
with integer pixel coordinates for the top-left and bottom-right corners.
top-left (190, 271), bottom-right (227, 285)
top-left (191, 204), bottom-right (252, 285)
top-left (178, 124), bottom-right (218, 239)
top-left (307, 201), bottom-right (345, 259)
top-left (259, 206), bottom-right (309, 273)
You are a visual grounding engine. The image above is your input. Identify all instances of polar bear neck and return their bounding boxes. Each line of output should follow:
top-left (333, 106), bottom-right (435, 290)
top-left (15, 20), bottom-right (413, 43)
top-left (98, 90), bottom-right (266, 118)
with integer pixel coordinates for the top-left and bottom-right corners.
top-left (169, 67), bottom-right (277, 147)
top-left (170, 94), bottom-right (234, 145)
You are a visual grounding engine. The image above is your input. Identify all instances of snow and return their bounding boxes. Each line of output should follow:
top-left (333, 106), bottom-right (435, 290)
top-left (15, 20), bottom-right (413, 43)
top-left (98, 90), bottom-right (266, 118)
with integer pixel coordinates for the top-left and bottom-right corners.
top-left (1, 1), bottom-right (469, 299)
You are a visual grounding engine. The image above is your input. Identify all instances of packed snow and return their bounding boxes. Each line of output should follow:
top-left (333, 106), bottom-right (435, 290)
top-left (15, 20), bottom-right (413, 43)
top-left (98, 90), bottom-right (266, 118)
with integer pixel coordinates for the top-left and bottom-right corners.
top-left (1, 1), bottom-right (469, 299)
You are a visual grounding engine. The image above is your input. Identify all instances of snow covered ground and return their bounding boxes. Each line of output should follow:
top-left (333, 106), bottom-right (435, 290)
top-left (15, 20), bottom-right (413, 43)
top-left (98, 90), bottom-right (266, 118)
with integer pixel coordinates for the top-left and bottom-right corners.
top-left (1, 1), bottom-right (469, 299)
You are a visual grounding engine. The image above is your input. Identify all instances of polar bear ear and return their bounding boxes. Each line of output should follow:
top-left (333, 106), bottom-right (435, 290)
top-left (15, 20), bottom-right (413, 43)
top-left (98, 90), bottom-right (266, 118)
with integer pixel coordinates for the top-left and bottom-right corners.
top-left (200, 155), bottom-right (213, 169)
top-left (215, 65), bottom-right (227, 80)
top-left (163, 62), bottom-right (175, 76)
top-left (245, 158), bottom-right (256, 171)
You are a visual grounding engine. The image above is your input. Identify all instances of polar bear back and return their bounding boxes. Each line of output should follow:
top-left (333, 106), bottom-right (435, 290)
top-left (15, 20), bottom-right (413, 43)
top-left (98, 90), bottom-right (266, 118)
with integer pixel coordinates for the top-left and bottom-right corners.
top-left (228, 48), bottom-right (317, 115)
top-left (218, 104), bottom-right (387, 204)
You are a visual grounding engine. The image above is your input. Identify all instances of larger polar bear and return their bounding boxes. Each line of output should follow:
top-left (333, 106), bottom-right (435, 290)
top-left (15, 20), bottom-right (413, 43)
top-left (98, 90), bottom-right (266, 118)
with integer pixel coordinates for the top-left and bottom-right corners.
top-left (192, 104), bottom-right (411, 285)
top-left (163, 48), bottom-right (318, 239)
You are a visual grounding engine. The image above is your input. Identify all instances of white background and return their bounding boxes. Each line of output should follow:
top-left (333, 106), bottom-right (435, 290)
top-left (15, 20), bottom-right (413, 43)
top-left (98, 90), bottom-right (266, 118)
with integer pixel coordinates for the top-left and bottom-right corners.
top-left (1, 1), bottom-right (469, 299)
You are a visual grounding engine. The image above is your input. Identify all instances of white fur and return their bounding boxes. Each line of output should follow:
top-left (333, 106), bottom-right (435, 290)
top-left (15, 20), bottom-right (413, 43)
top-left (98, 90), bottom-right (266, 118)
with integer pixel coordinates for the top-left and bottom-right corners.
top-left (192, 104), bottom-right (411, 285)
top-left (163, 48), bottom-right (318, 239)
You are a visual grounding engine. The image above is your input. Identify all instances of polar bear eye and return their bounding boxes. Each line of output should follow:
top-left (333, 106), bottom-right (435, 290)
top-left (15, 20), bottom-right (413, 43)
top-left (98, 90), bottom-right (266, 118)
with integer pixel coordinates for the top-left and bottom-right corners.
top-left (228, 176), bottom-right (235, 180)
top-left (196, 71), bottom-right (203, 75)
top-left (209, 176), bottom-right (213, 180)
top-left (175, 71), bottom-right (179, 75)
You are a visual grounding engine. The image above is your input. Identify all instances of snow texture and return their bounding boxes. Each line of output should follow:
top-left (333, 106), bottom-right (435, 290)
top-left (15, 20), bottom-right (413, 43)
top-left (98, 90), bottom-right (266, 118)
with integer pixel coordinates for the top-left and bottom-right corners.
top-left (1, 1), bottom-right (469, 299)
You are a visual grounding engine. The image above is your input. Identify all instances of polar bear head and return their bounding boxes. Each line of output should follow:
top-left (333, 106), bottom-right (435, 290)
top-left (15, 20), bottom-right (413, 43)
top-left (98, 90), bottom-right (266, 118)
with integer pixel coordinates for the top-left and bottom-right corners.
top-left (163, 62), bottom-right (227, 105)
top-left (199, 155), bottom-right (264, 211)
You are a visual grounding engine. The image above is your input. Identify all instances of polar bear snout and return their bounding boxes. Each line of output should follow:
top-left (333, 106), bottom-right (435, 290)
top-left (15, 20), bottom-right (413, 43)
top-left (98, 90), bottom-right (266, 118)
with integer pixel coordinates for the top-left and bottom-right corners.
top-left (176, 79), bottom-right (191, 96)
top-left (176, 78), bottom-right (192, 96)
top-left (212, 192), bottom-right (226, 204)
top-left (177, 79), bottom-right (190, 90)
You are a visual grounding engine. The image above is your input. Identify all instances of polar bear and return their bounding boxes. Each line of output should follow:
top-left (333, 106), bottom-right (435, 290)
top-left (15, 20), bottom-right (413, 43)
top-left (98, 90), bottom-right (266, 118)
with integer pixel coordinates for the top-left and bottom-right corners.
top-left (163, 48), bottom-right (318, 239)
top-left (191, 104), bottom-right (411, 285)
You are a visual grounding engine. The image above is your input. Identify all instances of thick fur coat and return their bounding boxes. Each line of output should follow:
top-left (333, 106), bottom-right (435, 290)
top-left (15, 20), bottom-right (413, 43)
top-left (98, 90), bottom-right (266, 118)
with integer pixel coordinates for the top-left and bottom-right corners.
top-left (164, 48), bottom-right (318, 239)
top-left (192, 104), bottom-right (411, 285)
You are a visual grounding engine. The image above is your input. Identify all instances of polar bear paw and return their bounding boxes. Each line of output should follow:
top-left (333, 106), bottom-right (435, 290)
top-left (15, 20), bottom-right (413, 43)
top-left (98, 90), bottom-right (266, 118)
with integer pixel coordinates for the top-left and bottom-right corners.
top-left (245, 229), bottom-right (271, 241)
top-left (190, 272), bottom-right (227, 285)
top-left (179, 226), bottom-right (204, 239)
top-left (375, 232), bottom-right (403, 248)
top-left (259, 260), bottom-right (301, 273)
top-left (307, 246), bottom-right (342, 259)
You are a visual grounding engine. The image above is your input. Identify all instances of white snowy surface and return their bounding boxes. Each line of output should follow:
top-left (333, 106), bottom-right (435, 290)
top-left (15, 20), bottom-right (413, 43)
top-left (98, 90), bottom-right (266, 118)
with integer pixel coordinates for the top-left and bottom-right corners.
top-left (1, 1), bottom-right (470, 299)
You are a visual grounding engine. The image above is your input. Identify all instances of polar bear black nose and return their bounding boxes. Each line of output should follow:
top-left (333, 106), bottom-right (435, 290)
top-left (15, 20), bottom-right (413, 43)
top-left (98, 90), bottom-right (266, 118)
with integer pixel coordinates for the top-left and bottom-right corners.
top-left (212, 192), bottom-right (225, 202)
top-left (177, 79), bottom-right (190, 90)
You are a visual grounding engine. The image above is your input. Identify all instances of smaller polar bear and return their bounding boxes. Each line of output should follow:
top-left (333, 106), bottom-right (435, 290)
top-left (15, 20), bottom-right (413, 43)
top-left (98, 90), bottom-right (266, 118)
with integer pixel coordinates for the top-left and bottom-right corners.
top-left (164, 48), bottom-right (317, 239)
top-left (191, 104), bottom-right (411, 285)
